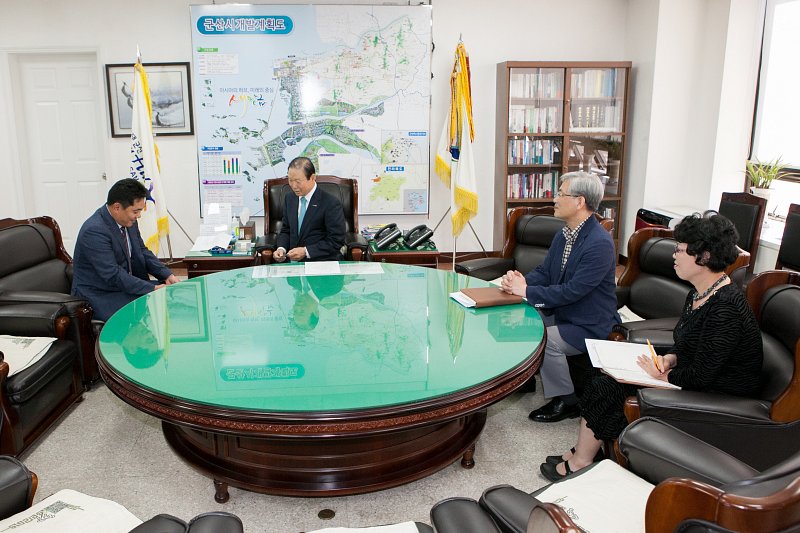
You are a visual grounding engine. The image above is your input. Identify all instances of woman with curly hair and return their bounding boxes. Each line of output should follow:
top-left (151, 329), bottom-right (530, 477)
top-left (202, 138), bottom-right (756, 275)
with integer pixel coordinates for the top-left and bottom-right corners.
top-left (540, 212), bottom-right (763, 481)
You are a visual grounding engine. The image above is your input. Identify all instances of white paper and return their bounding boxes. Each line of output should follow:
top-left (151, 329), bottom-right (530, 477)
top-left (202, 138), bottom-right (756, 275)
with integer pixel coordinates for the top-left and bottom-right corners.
top-left (190, 233), bottom-right (232, 251)
top-left (449, 291), bottom-right (476, 308)
top-left (0, 489), bottom-right (142, 532)
top-left (536, 460), bottom-right (653, 533)
top-left (203, 202), bottom-right (232, 230)
top-left (307, 522), bottom-right (420, 533)
top-left (252, 265), bottom-right (307, 278)
top-left (338, 262), bottom-right (384, 275)
top-left (585, 339), bottom-right (681, 389)
top-left (307, 523), bottom-right (420, 533)
top-left (0, 335), bottom-right (56, 376)
top-left (618, 305), bottom-right (644, 323)
top-left (304, 261), bottom-right (341, 276)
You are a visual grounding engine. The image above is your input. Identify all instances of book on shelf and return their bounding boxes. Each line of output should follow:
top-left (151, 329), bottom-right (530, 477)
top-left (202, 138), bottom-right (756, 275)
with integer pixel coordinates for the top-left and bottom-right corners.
top-left (507, 171), bottom-right (559, 199)
top-left (450, 287), bottom-right (525, 308)
top-left (585, 339), bottom-right (680, 389)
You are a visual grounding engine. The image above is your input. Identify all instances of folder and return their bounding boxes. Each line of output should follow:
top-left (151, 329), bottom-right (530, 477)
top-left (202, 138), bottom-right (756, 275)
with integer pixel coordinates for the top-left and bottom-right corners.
top-left (450, 287), bottom-right (525, 308)
top-left (585, 339), bottom-right (681, 389)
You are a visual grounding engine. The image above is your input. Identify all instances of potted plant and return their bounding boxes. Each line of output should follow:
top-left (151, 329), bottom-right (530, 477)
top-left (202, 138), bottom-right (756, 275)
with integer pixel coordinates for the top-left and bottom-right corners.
top-left (745, 157), bottom-right (787, 200)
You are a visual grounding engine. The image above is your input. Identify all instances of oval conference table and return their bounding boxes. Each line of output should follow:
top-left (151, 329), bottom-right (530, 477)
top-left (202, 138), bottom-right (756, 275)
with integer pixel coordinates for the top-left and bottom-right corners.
top-left (97, 263), bottom-right (544, 501)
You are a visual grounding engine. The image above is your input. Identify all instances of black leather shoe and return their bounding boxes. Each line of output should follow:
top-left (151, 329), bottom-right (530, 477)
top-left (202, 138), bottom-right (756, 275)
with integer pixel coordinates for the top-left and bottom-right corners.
top-left (528, 398), bottom-right (580, 423)
top-left (545, 447), bottom-right (605, 465)
top-left (540, 460), bottom-right (574, 482)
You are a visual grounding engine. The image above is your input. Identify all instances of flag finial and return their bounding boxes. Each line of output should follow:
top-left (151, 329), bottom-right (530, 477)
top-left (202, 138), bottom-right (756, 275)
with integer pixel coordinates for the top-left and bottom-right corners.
top-left (136, 45), bottom-right (141, 64)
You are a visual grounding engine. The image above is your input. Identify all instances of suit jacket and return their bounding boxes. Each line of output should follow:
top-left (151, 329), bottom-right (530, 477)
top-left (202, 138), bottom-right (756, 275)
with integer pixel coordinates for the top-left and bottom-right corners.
top-left (71, 206), bottom-right (172, 321)
top-left (524, 215), bottom-right (620, 351)
top-left (277, 186), bottom-right (346, 261)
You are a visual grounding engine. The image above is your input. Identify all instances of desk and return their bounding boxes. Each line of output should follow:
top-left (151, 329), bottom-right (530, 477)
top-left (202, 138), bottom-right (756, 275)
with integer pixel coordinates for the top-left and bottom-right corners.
top-left (97, 264), bottom-right (543, 500)
top-left (184, 250), bottom-right (258, 278)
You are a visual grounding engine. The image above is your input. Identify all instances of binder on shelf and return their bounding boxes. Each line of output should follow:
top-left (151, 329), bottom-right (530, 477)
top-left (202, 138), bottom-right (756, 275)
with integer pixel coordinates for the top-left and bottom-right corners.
top-left (450, 287), bottom-right (525, 308)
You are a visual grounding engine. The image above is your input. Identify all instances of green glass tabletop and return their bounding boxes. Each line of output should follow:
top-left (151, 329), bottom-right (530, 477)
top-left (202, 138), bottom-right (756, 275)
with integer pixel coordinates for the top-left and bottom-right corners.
top-left (99, 263), bottom-right (543, 412)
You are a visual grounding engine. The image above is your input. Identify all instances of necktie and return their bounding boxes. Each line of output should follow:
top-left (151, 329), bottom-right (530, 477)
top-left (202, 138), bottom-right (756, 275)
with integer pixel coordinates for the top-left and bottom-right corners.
top-left (120, 227), bottom-right (132, 273)
top-left (298, 196), bottom-right (307, 229)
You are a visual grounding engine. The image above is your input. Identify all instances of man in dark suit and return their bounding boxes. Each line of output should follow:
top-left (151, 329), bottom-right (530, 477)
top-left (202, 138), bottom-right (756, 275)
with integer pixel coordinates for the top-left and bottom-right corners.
top-left (273, 157), bottom-right (346, 263)
top-left (72, 178), bottom-right (178, 321)
top-left (501, 172), bottom-right (619, 422)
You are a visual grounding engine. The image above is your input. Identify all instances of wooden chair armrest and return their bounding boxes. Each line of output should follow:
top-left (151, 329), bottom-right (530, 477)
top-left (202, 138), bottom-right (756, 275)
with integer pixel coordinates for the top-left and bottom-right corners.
top-left (624, 395), bottom-right (640, 423)
top-left (771, 338), bottom-right (800, 423)
top-left (527, 502), bottom-right (581, 533)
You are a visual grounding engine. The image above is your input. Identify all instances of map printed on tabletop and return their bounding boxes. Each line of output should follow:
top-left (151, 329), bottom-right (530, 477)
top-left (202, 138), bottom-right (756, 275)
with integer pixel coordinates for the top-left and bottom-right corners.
top-left (190, 5), bottom-right (432, 216)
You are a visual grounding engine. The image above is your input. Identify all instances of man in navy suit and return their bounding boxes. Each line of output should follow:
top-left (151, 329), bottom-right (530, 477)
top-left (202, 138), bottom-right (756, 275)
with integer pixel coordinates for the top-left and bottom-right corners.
top-left (273, 157), bottom-right (346, 263)
top-left (501, 172), bottom-right (619, 423)
top-left (72, 178), bottom-right (178, 321)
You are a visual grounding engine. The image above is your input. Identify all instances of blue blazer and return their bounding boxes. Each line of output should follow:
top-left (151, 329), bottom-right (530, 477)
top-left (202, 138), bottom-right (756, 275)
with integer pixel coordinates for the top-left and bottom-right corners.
top-left (524, 215), bottom-right (620, 351)
top-left (277, 186), bottom-right (346, 261)
top-left (71, 206), bottom-right (172, 321)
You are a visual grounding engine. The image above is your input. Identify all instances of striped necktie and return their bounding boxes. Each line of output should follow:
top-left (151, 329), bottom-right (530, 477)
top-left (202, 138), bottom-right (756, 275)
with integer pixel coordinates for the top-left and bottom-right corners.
top-left (120, 227), bottom-right (132, 273)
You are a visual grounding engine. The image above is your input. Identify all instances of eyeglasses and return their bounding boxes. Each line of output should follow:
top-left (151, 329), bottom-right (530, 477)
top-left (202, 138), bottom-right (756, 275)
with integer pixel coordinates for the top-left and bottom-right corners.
top-left (673, 244), bottom-right (688, 255)
top-left (555, 191), bottom-right (581, 198)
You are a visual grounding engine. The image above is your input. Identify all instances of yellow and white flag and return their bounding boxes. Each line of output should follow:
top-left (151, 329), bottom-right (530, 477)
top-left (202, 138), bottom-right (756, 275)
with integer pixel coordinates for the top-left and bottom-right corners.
top-left (130, 61), bottom-right (169, 253)
top-left (435, 42), bottom-right (477, 237)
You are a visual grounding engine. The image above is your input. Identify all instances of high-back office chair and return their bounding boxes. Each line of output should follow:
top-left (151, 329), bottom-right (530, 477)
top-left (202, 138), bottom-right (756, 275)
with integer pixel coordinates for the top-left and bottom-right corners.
top-left (433, 417), bottom-right (800, 533)
top-left (257, 175), bottom-right (368, 264)
top-left (776, 203), bottom-right (800, 271)
top-left (454, 206), bottom-right (614, 281)
top-left (718, 192), bottom-right (766, 275)
top-left (630, 270), bottom-right (800, 471)
top-left (0, 216), bottom-right (98, 387)
top-left (611, 226), bottom-right (751, 352)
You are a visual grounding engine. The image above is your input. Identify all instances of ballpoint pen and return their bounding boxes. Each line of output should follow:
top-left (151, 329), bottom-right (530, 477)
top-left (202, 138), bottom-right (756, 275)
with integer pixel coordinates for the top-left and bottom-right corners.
top-left (647, 339), bottom-right (661, 372)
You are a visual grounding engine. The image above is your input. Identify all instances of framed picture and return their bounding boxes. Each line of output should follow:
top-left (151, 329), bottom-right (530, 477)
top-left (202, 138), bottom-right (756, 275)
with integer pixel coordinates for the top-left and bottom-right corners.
top-left (105, 62), bottom-right (194, 138)
top-left (167, 281), bottom-right (208, 342)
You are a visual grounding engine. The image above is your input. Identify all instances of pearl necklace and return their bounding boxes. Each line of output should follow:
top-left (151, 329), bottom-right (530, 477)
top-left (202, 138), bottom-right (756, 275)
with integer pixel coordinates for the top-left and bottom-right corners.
top-left (692, 274), bottom-right (729, 302)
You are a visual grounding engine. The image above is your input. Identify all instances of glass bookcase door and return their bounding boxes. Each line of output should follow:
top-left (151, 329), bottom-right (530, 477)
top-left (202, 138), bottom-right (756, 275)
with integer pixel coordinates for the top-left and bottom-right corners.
top-left (568, 67), bottom-right (626, 133)
top-left (507, 135), bottom-right (562, 200)
top-left (566, 134), bottom-right (623, 198)
top-left (508, 68), bottom-right (564, 134)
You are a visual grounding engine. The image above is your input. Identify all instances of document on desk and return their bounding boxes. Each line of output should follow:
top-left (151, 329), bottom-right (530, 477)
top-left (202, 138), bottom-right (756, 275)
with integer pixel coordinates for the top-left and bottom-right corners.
top-left (190, 233), bottom-right (232, 252)
top-left (304, 261), bottom-right (341, 276)
top-left (585, 339), bottom-right (681, 389)
top-left (252, 265), bottom-right (306, 278)
top-left (339, 262), bottom-right (384, 275)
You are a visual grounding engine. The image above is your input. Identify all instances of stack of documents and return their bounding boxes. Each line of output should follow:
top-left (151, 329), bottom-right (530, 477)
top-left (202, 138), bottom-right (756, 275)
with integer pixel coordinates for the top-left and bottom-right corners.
top-left (585, 339), bottom-right (681, 389)
top-left (0, 335), bottom-right (57, 377)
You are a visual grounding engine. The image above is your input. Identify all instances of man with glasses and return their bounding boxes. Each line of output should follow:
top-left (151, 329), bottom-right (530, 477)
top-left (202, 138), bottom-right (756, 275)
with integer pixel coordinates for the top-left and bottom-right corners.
top-left (273, 157), bottom-right (346, 263)
top-left (501, 171), bottom-right (619, 423)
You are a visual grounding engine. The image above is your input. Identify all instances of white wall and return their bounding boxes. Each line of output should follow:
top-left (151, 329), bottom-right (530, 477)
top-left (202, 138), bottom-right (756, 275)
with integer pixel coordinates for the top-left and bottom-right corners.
top-left (0, 0), bottom-right (763, 260)
top-left (0, 0), bottom-right (628, 257)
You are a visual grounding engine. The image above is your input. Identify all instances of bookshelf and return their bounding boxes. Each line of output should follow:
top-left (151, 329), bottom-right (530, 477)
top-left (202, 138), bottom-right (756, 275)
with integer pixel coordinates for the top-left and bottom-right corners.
top-left (494, 61), bottom-right (631, 252)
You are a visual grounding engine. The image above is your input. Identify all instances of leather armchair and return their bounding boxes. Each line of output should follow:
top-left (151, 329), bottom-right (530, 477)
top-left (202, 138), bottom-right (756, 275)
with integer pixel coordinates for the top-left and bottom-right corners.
top-left (718, 191), bottom-right (766, 276)
top-left (433, 417), bottom-right (800, 533)
top-left (454, 206), bottom-right (613, 281)
top-left (0, 302), bottom-right (83, 456)
top-left (256, 175), bottom-right (368, 264)
top-left (0, 455), bottom-right (36, 520)
top-left (0, 217), bottom-right (98, 387)
top-left (612, 227), bottom-right (751, 353)
top-left (633, 270), bottom-right (800, 471)
top-left (776, 203), bottom-right (800, 271)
